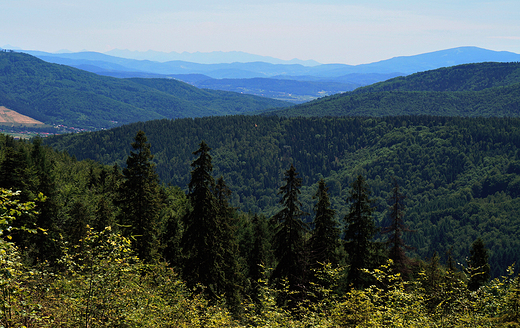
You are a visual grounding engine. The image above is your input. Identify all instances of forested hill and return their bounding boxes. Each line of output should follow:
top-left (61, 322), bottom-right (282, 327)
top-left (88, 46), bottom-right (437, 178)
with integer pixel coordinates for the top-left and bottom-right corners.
top-left (268, 62), bottom-right (520, 117)
top-left (0, 52), bottom-right (290, 129)
top-left (352, 62), bottom-right (520, 93)
top-left (45, 115), bottom-right (520, 276)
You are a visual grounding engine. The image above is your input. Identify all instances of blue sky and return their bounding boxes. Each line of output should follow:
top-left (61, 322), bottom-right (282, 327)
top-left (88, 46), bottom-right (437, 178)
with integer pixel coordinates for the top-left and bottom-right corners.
top-left (2, 0), bottom-right (519, 64)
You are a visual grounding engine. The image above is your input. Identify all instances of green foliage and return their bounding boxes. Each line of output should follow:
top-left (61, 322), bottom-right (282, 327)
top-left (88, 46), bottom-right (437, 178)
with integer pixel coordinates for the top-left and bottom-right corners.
top-left (271, 164), bottom-right (309, 304)
top-left (118, 130), bottom-right (163, 262)
top-left (382, 180), bottom-right (413, 278)
top-left (45, 115), bottom-right (520, 277)
top-left (0, 189), bottom-right (43, 327)
top-left (0, 52), bottom-right (290, 129)
top-left (182, 142), bottom-right (242, 308)
top-left (468, 238), bottom-right (491, 291)
top-left (344, 175), bottom-right (379, 288)
top-left (310, 179), bottom-right (341, 266)
top-left (272, 62), bottom-right (520, 118)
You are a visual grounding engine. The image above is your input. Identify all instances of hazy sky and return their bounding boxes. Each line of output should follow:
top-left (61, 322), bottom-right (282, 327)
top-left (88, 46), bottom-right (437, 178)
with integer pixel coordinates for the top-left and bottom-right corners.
top-left (2, 0), bottom-right (519, 64)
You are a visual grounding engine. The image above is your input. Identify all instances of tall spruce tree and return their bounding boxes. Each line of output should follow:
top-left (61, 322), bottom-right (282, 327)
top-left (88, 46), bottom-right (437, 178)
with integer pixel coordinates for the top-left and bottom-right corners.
top-left (310, 179), bottom-right (340, 266)
top-left (344, 175), bottom-right (378, 288)
top-left (118, 130), bottom-right (162, 263)
top-left (182, 142), bottom-right (241, 307)
top-left (382, 179), bottom-right (413, 277)
top-left (467, 237), bottom-right (491, 291)
top-left (214, 176), bottom-right (242, 309)
top-left (271, 164), bottom-right (308, 303)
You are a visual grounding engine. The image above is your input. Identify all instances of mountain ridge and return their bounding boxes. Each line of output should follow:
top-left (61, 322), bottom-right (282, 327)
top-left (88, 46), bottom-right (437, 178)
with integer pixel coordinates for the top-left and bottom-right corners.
top-left (269, 61), bottom-right (520, 117)
top-left (0, 52), bottom-right (290, 130)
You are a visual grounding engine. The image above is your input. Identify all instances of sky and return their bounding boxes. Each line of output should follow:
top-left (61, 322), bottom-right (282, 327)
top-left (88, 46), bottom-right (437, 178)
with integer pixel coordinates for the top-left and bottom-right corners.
top-left (1, 0), bottom-right (520, 65)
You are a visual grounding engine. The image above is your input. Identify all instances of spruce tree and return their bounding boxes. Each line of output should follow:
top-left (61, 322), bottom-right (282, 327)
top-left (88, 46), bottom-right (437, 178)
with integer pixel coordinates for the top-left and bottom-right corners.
top-left (382, 179), bottom-right (413, 277)
top-left (310, 178), bottom-right (340, 266)
top-left (118, 130), bottom-right (162, 263)
top-left (467, 237), bottom-right (491, 291)
top-left (182, 142), bottom-right (242, 307)
top-left (343, 175), bottom-right (378, 288)
top-left (248, 214), bottom-right (270, 296)
top-left (214, 176), bottom-right (242, 309)
top-left (271, 164), bottom-right (308, 303)
top-left (29, 137), bottom-right (61, 264)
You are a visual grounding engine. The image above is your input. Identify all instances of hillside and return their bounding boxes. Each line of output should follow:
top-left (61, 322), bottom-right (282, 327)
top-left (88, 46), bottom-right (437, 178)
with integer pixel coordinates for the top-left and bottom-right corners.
top-left (0, 106), bottom-right (46, 126)
top-left (0, 52), bottom-right (290, 129)
top-left (268, 62), bottom-right (520, 117)
top-left (45, 115), bottom-right (520, 277)
top-left (352, 62), bottom-right (520, 93)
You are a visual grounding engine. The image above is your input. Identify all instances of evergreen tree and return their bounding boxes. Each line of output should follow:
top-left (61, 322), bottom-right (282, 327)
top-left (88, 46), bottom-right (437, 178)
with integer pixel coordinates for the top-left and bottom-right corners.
top-left (29, 137), bottom-right (61, 264)
top-left (310, 178), bottom-right (340, 266)
top-left (214, 176), bottom-right (243, 310)
top-left (118, 130), bottom-right (162, 263)
top-left (382, 179), bottom-right (413, 278)
top-left (271, 164), bottom-right (309, 304)
top-left (248, 214), bottom-right (270, 287)
top-left (182, 142), bottom-right (242, 307)
top-left (467, 237), bottom-right (491, 291)
top-left (343, 175), bottom-right (378, 288)
top-left (0, 146), bottom-right (27, 193)
top-left (160, 186), bottom-right (188, 270)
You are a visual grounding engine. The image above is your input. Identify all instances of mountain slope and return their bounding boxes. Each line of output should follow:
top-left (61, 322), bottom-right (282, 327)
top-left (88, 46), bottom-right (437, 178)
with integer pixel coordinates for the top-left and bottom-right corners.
top-left (352, 62), bottom-right (520, 93)
top-left (0, 52), bottom-right (290, 129)
top-left (268, 62), bottom-right (520, 117)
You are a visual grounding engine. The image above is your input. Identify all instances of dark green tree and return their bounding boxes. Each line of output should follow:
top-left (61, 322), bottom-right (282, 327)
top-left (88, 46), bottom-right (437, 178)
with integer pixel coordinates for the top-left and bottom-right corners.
top-left (382, 179), bottom-right (413, 278)
top-left (28, 137), bottom-right (61, 265)
top-left (213, 176), bottom-right (243, 310)
top-left (310, 179), bottom-right (340, 266)
top-left (0, 146), bottom-right (28, 193)
top-left (160, 186), bottom-right (188, 270)
top-left (247, 214), bottom-right (271, 293)
top-left (343, 175), bottom-right (379, 288)
top-left (271, 164), bottom-right (309, 304)
top-left (467, 237), bottom-right (491, 291)
top-left (118, 130), bottom-right (163, 263)
top-left (182, 142), bottom-right (242, 308)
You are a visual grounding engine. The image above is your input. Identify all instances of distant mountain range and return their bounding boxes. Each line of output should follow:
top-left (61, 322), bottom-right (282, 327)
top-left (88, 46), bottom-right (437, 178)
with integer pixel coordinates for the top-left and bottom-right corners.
top-left (14, 46), bottom-right (520, 103)
top-left (18, 46), bottom-right (520, 77)
top-left (104, 49), bottom-right (321, 66)
top-left (2, 48), bottom-right (520, 132)
top-left (0, 52), bottom-right (290, 130)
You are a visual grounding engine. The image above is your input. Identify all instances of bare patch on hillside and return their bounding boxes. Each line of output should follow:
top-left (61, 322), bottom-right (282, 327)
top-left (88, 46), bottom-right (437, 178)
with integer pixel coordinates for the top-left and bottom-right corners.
top-left (0, 106), bottom-right (45, 127)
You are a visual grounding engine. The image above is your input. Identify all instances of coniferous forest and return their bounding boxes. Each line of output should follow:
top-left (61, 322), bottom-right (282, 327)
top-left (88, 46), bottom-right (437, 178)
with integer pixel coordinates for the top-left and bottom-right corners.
top-left (1, 113), bottom-right (520, 326)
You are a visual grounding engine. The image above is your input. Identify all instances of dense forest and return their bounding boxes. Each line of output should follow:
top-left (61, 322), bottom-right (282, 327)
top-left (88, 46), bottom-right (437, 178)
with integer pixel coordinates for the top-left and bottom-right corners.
top-left (0, 52), bottom-right (290, 129)
top-left (268, 62), bottom-right (520, 117)
top-left (44, 115), bottom-right (520, 279)
top-left (2, 130), bottom-right (520, 327)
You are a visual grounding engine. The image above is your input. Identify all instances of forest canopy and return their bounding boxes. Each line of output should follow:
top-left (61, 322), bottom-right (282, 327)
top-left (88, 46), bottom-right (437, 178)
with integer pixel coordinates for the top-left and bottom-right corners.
top-left (44, 115), bottom-right (520, 278)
